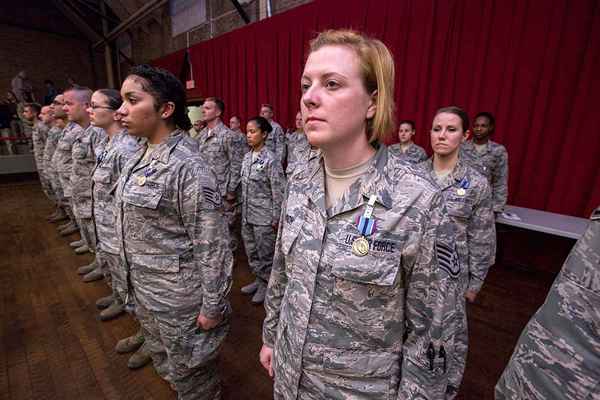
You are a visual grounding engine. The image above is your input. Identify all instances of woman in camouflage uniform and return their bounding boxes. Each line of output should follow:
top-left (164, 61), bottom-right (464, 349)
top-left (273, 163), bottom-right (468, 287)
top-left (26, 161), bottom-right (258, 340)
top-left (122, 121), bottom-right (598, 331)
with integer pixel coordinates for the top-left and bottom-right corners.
top-left (114, 65), bottom-right (232, 400)
top-left (240, 116), bottom-right (285, 304)
top-left (418, 106), bottom-right (496, 398)
top-left (260, 30), bottom-right (463, 400)
top-left (387, 120), bottom-right (428, 165)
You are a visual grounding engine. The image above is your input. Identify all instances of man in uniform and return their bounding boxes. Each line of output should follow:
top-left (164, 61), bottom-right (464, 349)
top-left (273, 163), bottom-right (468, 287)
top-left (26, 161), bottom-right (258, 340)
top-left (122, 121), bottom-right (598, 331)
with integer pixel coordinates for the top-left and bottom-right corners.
top-left (23, 103), bottom-right (49, 196)
top-left (51, 94), bottom-right (81, 236)
top-left (460, 112), bottom-right (508, 213)
top-left (197, 98), bottom-right (240, 250)
top-left (496, 205), bottom-right (600, 400)
top-left (45, 95), bottom-right (69, 223)
top-left (285, 111), bottom-right (309, 176)
top-left (260, 104), bottom-right (286, 166)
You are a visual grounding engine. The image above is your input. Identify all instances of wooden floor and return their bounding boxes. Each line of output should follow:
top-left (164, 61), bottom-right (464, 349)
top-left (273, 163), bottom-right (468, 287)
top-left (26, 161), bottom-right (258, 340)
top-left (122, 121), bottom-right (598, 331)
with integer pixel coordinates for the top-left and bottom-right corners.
top-left (0, 178), bottom-right (576, 399)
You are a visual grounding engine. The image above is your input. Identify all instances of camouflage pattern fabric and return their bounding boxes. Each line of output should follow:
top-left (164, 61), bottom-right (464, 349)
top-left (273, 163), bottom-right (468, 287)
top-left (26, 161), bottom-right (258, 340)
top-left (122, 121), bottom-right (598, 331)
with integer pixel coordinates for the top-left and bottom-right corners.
top-left (91, 130), bottom-right (140, 297)
top-left (285, 130), bottom-right (310, 176)
top-left (32, 121), bottom-right (54, 200)
top-left (263, 145), bottom-right (463, 400)
top-left (71, 125), bottom-right (106, 219)
top-left (52, 122), bottom-right (82, 199)
top-left (115, 129), bottom-right (232, 399)
top-left (460, 140), bottom-right (508, 213)
top-left (265, 120), bottom-right (286, 166)
top-left (418, 157), bottom-right (496, 398)
top-left (197, 121), bottom-right (238, 197)
top-left (388, 143), bottom-right (428, 165)
top-left (240, 146), bottom-right (285, 283)
top-left (495, 205), bottom-right (600, 400)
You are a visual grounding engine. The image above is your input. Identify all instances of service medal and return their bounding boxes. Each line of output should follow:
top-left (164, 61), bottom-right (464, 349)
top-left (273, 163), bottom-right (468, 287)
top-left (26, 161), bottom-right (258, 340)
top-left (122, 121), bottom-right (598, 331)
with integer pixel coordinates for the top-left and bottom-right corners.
top-left (137, 175), bottom-right (146, 186)
top-left (456, 188), bottom-right (465, 196)
top-left (352, 237), bottom-right (370, 256)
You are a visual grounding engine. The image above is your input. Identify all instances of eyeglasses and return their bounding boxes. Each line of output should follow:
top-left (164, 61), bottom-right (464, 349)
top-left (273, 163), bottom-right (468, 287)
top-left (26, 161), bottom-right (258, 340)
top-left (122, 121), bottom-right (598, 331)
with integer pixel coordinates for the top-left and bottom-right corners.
top-left (90, 105), bottom-right (115, 110)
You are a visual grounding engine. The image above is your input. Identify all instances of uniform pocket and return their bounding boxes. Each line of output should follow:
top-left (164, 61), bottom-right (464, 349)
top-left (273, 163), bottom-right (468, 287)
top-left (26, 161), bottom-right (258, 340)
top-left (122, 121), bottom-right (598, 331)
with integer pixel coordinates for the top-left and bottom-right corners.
top-left (317, 350), bottom-right (400, 400)
top-left (122, 185), bottom-right (163, 210)
top-left (129, 253), bottom-right (180, 273)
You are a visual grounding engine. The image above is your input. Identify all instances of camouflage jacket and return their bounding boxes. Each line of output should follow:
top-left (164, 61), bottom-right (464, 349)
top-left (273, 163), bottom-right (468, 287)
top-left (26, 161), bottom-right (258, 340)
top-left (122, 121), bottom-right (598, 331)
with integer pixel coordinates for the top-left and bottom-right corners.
top-left (495, 205), bottom-right (600, 400)
top-left (388, 142), bottom-right (428, 165)
top-left (43, 125), bottom-right (62, 173)
top-left (265, 120), bottom-right (286, 164)
top-left (240, 146), bottom-right (285, 226)
top-left (91, 130), bottom-right (139, 255)
top-left (419, 158), bottom-right (496, 293)
top-left (71, 125), bottom-right (106, 218)
top-left (31, 121), bottom-right (49, 169)
top-left (263, 145), bottom-right (463, 400)
top-left (231, 128), bottom-right (250, 193)
top-left (285, 130), bottom-right (310, 175)
top-left (52, 122), bottom-right (84, 197)
top-left (460, 140), bottom-right (508, 213)
top-left (197, 121), bottom-right (238, 196)
top-left (115, 129), bottom-right (232, 318)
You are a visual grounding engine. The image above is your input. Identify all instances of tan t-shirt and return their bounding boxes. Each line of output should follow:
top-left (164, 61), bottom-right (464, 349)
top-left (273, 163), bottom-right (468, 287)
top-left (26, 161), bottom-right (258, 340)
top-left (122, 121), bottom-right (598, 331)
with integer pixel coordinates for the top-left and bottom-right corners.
top-left (324, 155), bottom-right (373, 209)
top-left (142, 142), bottom-right (157, 162)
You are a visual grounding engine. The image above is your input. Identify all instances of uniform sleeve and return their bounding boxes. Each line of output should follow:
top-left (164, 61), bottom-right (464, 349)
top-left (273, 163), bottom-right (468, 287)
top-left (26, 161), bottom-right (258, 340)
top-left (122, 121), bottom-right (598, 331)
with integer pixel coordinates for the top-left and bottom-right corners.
top-left (225, 131), bottom-right (241, 194)
top-left (418, 146), bottom-right (428, 163)
top-left (492, 147), bottom-right (509, 212)
top-left (467, 181), bottom-right (496, 293)
top-left (269, 158), bottom-right (285, 226)
top-left (262, 187), bottom-right (290, 346)
top-left (398, 192), bottom-right (463, 400)
top-left (180, 164), bottom-right (233, 319)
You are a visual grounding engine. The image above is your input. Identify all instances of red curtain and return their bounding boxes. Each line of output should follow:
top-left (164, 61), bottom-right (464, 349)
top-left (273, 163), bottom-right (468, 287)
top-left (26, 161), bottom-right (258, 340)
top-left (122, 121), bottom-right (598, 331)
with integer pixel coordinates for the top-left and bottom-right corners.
top-left (152, 0), bottom-right (600, 218)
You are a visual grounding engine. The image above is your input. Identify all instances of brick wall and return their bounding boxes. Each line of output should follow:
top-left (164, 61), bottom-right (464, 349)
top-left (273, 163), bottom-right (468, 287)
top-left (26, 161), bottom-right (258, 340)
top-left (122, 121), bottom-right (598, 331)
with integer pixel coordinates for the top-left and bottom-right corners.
top-left (0, 24), bottom-right (107, 102)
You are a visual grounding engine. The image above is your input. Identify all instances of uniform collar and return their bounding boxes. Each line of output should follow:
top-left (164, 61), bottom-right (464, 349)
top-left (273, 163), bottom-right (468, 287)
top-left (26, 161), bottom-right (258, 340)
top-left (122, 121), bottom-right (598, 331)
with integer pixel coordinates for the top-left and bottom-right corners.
top-left (423, 156), bottom-right (468, 190)
top-left (306, 144), bottom-right (393, 219)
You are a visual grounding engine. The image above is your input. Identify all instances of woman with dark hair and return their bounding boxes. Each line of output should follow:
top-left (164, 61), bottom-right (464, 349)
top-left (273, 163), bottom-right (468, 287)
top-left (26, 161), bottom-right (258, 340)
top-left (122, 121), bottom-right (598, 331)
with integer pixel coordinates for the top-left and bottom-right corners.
top-left (239, 116), bottom-right (285, 304)
top-left (388, 119), bottom-right (428, 164)
top-left (114, 64), bottom-right (232, 399)
top-left (418, 106), bottom-right (496, 398)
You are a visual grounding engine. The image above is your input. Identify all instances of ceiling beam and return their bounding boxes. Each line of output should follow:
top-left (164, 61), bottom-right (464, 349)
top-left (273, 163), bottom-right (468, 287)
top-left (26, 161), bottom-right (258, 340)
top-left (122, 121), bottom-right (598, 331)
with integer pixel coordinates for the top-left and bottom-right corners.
top-left (93, 0), bottom-right (168, 49)
top-left (230, 0), bottom-right (251, 24)
top-left (52, 0), bottom-right (103, 42)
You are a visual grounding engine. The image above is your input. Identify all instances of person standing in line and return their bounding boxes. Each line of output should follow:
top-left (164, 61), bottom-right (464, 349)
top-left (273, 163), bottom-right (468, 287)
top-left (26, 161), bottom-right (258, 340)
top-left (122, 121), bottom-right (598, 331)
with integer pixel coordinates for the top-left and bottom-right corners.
top-left (260, 29), bottom-right (463, 400)
top-left (417, 106), bottom-right (496, 398)
top-left (227, 115), bottom-right (250, 253)
top-left (45, 95), bottom-right (69, 223)
top-left (197, 97), bottom-right (240, 251)
top-left (51, 91), bottom-right (81, 237)
top-left (460, 112), bottom-right (508, 213)
top-left (86, 88), bottom-right (151, 369)
top-left (495, 205), bottom-right (600, 400)
top-left (285, 111), bottom-right (310, 176)
top-left (62, 85), bottom-right (105, 271)
top-left (37, 105), bottom-right (58, 213)
top-left (387, 120), bottom-right (428, 164)
top-left (240, 116), bottom-right (285, 304)
top-left (115, 65), bottom-right (232, 399)
top-left (23, 103), bottom-right (48, 192)
top-left (260, 103), bottom-right (286, 166)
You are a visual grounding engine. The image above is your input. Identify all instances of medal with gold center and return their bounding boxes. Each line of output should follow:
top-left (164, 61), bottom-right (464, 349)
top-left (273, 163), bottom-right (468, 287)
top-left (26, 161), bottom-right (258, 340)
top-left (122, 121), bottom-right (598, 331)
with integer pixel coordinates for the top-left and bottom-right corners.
top-left (352, 194), bottom-right (378, 257)
top-left (352, 237), bottom-right (370, 256)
